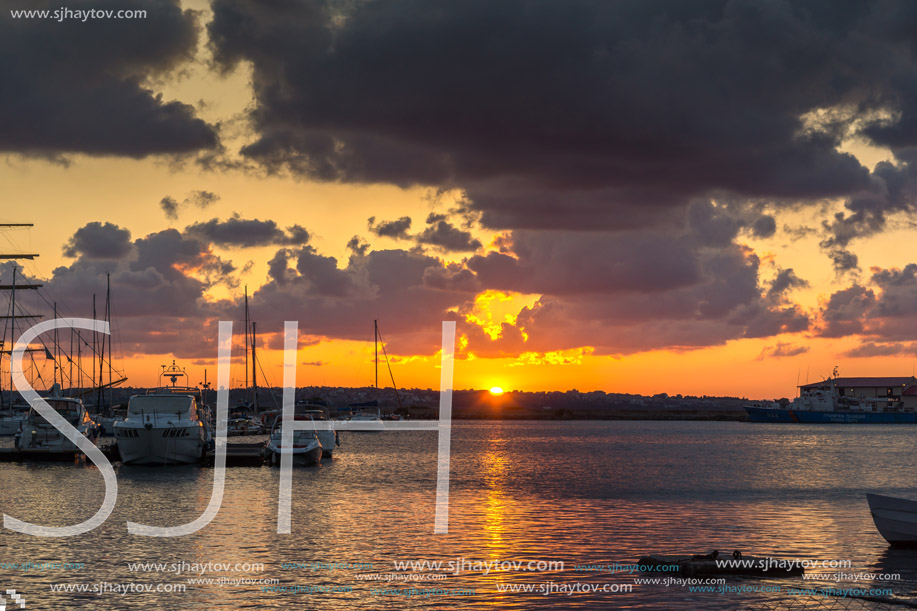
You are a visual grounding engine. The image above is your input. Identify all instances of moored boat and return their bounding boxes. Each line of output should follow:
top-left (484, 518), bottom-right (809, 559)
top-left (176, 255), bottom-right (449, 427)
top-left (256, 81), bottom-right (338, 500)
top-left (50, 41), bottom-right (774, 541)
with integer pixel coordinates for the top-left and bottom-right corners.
top-left (14, 392), bottom-right (99, 453)
top-left (114, 362), bottom-right (211, 465)
top-left (867, 493), bottom-right (917, 546)
top-left (746, 371), bottom-right (917, 424)
top-left (265, 414), bottom-right (323, 466)
top-left (297, 407), bottom-right (339, 457)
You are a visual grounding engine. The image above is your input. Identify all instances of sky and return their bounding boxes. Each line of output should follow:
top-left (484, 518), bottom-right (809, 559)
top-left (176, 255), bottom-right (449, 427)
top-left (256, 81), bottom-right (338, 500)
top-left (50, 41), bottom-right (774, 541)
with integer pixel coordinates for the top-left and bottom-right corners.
top-left (3, 0), bottom-right (917, 398)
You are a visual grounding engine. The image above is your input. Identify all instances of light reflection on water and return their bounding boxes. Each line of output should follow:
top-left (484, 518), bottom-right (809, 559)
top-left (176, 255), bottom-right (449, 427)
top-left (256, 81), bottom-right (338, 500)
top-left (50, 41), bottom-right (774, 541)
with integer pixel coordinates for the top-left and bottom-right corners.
top-left (1, 421), bottom-right (916, 610)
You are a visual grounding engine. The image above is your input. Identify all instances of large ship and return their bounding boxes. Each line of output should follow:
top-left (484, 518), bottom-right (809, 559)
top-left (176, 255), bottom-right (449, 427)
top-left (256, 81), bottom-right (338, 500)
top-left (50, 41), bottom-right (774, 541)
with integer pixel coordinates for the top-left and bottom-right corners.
top-left (746, 371), bottom-right (917, 423)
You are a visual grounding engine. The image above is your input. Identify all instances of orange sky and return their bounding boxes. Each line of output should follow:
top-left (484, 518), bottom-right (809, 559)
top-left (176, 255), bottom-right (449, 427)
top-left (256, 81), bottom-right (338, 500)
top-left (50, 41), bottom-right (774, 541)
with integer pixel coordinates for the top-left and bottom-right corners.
top-left (4, 1), bottom-right (917, 400)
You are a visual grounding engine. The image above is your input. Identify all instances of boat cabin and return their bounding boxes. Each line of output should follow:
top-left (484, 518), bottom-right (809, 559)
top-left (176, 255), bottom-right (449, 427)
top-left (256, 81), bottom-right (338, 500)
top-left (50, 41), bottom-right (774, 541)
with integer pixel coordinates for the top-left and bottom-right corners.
top-left (801, 376), bottom-right (917, 410)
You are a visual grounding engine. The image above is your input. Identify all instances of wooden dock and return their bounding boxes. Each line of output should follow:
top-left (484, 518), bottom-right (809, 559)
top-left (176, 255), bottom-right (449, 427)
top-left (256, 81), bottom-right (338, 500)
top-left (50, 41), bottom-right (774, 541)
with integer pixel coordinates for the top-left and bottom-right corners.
top-left (0, 443), bottom-right (120, 463)
top-left (203, 442), bottom-right (265, 467)
top-left (0, 441), bottom-right (266, 466)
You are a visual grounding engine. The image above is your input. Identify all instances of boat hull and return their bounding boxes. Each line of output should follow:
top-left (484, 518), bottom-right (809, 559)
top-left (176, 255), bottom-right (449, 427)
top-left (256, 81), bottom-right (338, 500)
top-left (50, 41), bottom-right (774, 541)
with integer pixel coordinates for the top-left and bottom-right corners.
top-left (15, 428), bottom-right (97, 453)
top-left (114, 425), bottom-right (205, 465)
top-left (867, 494), bottom-right (917, 546)
top-left (317, 430), bottom-right (336, 458)
top-left (266, 441), bottom-right (323, 466)
top-left (746, 406), bottom-right (917, 423)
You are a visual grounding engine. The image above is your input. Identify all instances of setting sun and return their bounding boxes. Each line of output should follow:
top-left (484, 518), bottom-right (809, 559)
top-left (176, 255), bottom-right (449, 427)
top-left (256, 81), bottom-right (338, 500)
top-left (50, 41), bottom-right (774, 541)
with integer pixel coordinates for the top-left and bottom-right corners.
top-left (489, 386), bottom-right (505, 395)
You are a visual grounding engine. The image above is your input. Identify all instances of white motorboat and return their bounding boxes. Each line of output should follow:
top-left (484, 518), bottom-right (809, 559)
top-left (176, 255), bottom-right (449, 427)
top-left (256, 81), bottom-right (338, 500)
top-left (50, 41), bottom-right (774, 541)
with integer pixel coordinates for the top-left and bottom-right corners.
top-left (14, 395), bottom-right (99, 452)
top-left (867, 493), bottom-right (917, 546)
top-left (265, 414), bottom-right (323, 466)
top-left (114, 393), bottom-right (210, 465)
top-left (298, 408), bottom-right (340, 458)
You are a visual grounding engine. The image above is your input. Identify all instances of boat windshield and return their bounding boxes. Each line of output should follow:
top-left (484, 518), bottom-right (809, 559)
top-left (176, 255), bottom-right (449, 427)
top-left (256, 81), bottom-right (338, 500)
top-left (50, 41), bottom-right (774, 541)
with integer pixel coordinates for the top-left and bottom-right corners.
top-left (28, 399), bottom-right (84, 425)
top-left (128, 395), bottom-right (193, 415)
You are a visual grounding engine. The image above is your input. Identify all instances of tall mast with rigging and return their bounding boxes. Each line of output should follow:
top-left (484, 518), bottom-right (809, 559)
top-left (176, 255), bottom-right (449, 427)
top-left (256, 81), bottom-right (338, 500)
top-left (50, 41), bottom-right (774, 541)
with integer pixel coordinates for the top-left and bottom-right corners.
top-left (1, 223), bottom-right (43, 410)
top-left (243, 286), bottom-right (249, 393)
top-left (251, 321), bottom-right (258, 410)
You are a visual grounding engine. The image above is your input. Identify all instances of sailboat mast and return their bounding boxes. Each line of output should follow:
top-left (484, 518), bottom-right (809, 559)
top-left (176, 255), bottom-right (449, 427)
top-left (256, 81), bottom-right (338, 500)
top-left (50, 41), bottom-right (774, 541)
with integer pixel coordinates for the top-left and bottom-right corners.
top-left (53, 302), bottom-right (58, 386)
top-left (251, 321), bottom-right (257, 409)
top-left (106, 273), bottom-right (112, 410)
top-left (374, 319), bottom-right (378, 389)
top-left (76, 319), bottom-right (82, 392)
top-left (91, 294), bottom-right (97, 398)
top-left (69, 323), bottom-right (74, 394)
top-left (243, 286), bottom-right (249, 392)
top-left (97, 291), bottom-right (105, 409)
top-left (6, 267), bottom-right (15, 412)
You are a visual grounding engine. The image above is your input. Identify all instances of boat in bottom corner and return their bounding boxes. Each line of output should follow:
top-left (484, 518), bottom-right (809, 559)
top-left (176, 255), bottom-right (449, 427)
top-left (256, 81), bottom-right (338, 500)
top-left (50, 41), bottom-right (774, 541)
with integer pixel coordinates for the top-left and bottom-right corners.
top-left (867, 493), bottom-right (917, 547)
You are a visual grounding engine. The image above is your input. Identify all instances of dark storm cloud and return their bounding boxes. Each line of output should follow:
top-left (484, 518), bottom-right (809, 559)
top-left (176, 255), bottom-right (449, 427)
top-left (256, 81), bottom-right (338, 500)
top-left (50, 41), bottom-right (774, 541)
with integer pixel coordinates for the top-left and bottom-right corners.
top-left (160, 191), bottom-right (221, 220)
top-left (160, 196), bottom-right (181, 220)
top-left (416, 219), bottom-right (482, 252)
top-left (41, 222), bottom-right (247, 358)
top-left (346, 236), bottom-right (370, 257)
top-left (189, 190), bottom-right (220, 209)
top-left (186, 216), bottom-right (310, 247)
top-left (462, 226), bottom-right (809, 355)
top-left (818, 284), bottom-right (875, 338)
top-left (62, 221), bottom-right (132, 259)
top-left (367, 216), bottom-right (412, 239)
top-left (820, 159), bottom-right (917, 270)
top-left (818, 264), bottom-right (917, 343)
top-left (751, 215), bottom-right (777, 239)
top-left (767, 268), bottom-right (809, 301)
top-left (757, 342), bottom-right (810, 361)
top-left (1, 0), bottom-right (218, 158)
top-left (367, 213), bottom-right (482, 251)
top-left (207, 0), bottom-right (917, 230)
top-left (44, 217), bottom-right (817, 360)
top-left (251, 247), bottom-right (473, 354)
top-left (842, 342), bottom-right (917, 358)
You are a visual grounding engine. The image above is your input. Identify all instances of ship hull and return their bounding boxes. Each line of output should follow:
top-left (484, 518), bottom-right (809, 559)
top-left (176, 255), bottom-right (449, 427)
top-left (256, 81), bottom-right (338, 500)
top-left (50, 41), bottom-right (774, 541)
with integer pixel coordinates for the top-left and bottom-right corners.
top-left (746, 406), bottom-right (917, 423)
top-left (114, 425), bottom-right (205, 465)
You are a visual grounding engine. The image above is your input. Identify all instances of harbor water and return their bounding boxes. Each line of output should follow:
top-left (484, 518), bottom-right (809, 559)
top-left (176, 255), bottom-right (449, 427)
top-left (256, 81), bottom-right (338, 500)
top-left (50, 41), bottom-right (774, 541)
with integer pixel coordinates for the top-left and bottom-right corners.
top-left (1, 421), bottom-right (916, 610)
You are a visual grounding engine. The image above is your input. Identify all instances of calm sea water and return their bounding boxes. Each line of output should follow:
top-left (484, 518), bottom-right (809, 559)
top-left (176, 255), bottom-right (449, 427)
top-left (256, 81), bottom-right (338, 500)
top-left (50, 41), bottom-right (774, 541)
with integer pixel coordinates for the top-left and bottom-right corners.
top-left (1, 421), bottom-right (917, 610)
